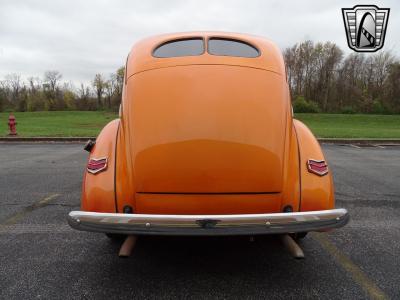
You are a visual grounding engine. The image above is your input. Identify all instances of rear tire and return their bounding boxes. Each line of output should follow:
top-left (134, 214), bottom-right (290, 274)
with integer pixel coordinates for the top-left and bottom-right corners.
top-left (105, 233), bottom-right (126, 241)
top-left (291, 232), bottom-right (308, 241)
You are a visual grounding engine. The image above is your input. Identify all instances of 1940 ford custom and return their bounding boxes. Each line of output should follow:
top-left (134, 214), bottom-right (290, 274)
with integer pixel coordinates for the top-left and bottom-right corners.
top-left (68, 32), bottom-right (349, 241)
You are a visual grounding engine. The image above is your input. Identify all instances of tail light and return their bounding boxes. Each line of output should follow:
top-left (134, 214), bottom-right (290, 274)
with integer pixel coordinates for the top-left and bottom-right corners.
top-left (307, 159), bottom-right (328, 176)
top-left (87, 157), bottom-right (108, 174)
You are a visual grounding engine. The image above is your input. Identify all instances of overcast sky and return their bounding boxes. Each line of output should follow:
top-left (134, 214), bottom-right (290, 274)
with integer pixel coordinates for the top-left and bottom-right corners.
top-left (0, 0), bottom-right (398, 86)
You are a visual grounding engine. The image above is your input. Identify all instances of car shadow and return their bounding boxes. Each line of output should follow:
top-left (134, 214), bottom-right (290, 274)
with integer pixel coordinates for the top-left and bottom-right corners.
top-left (79, 234), bottom-right (329, 298)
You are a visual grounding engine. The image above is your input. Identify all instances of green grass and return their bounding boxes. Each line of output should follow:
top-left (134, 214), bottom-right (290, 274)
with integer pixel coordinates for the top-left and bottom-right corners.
top-left (295, 113), bottom-right (400, 138)
top-left (0, 111), bottom-right (118, 137)
top-left (0, 111), bottom-right (399, 138)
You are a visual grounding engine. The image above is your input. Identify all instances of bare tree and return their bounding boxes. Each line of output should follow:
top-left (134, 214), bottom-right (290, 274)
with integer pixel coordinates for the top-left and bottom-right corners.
top-left (44, 70), bottom-right (62, 92)
top-left (284, 41), bottom-right (343, 111)
top-left (107, 67), bottom-right (125, 108)
top-left (78, 83), bottom-right (90, 99)
top-left (93, 73), bottom-right (106, 108)
top-left (113, 67), bottom-right (124, 97)
top-left (5, 73), bottom-right (22, 103)
top-left (372, 52), bottom-right (394, 89)
top-left (384, 62), bottom-right (400, 113)
top-left (28, 76), bottom-right (42, 94)
top-left (104, 78), bottom-right (116, 109)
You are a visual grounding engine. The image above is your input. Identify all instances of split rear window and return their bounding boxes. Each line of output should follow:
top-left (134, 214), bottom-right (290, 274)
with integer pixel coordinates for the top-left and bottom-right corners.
top-left (208, 38), bottom-right (260, 58)
top-left (153, 37), bottom-right (260, 58)
top-left (153, 38), bottom-right (204, 58)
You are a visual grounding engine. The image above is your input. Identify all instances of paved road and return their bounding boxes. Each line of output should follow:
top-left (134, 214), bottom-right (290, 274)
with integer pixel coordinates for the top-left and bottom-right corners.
top-left (0, 144), bottom-right (399, 299)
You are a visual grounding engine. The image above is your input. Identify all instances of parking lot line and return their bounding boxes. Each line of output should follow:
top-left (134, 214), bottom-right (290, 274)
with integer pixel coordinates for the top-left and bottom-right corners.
top-left (0, 193), bottom-right (60, 226)
top-left (312, 233), bottom-right (388, 300)
top-left (349, 144), bottom-right (361, 149)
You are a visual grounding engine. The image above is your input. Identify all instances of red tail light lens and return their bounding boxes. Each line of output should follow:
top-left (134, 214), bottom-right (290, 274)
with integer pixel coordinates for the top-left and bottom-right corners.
top-left (307, 159), bottom-right (328, 176)
top-left (87, 157), bottom-right (108, 174)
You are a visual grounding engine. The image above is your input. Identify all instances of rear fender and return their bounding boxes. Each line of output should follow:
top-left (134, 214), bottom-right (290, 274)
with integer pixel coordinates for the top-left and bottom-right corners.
top-left (81, 119), bottom-right (120, 212)
top-left (293, 119), bottom-right (335, 211)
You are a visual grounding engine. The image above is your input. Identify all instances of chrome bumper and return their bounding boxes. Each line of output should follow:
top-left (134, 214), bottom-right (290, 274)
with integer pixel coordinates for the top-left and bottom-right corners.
top-left (67, 208), bottom-right (349, 236)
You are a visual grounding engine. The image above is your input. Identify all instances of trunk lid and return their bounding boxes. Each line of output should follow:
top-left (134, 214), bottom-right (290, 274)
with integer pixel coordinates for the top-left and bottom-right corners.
top-left (126, 65), bottom-right (287, 193)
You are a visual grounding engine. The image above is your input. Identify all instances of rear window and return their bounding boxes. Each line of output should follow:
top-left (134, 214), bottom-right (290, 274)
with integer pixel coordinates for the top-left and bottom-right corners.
top-left (153, 38), bottom-right (204, 58)
top-left (208, 38), bottom-right (260, 58)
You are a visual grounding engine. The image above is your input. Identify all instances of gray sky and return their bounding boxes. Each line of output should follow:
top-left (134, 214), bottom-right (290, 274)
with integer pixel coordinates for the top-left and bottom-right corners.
top-left (0, 0), bottom-right (398, 86)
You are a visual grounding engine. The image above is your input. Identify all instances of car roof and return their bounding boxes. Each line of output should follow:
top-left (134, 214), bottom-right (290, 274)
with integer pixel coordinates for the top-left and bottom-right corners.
top-left (126, 31), bottom-right (285, 79)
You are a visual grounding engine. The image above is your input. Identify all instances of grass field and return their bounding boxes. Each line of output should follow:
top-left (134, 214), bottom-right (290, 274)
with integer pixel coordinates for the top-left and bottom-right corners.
top-left (0, 111), bottom-right (399, 138)
top-left (295, 113), bottom-right (400, 138)
top-left (0, 111), bottom-right (118, 137)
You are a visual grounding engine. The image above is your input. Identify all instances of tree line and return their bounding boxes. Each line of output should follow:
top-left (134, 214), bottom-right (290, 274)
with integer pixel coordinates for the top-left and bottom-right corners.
top-left (0, 67), bottom-right (124, 112)
top-left (284, 41), bottom-right (400, 114)
top-left (0, 40), bottom-right (399, 114)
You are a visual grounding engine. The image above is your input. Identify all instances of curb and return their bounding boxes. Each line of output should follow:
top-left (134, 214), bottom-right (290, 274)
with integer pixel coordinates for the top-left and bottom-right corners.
top-left (1, 137), bottom-right (400, 145)
top-left (0, 137), bottom-right (93, 143)
top-left (317, 138), bottom-right (400, 145)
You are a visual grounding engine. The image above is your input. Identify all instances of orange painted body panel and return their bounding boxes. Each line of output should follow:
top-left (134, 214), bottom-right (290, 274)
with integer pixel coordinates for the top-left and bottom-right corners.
top-left (135, 193), bottom-right (282, 214)
top-left (81, 119), bottom-right (119, 212)
top-left (293, 120), bottom-right (335, 211)
top-left (81, 32), bottom-right (334, 216)
top-left (126, 32), bottom-right (285, 78)
top-left (127, 65), bottom-right (287, 193)
top-left (281, 115), bottom-right (301, 211)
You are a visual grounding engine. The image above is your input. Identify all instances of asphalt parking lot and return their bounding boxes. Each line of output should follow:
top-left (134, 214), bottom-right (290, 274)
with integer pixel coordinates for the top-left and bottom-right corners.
top-left (0, 143), bottom-right (399, 299)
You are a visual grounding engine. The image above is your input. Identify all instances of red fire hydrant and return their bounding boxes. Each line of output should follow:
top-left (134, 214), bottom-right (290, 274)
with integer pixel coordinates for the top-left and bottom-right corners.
top-left (8, 114), bottom-right (17, 136)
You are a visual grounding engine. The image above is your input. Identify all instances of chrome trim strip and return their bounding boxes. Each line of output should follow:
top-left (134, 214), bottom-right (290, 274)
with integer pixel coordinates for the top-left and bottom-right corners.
top-left (68, 209), bottom-right (349, 236)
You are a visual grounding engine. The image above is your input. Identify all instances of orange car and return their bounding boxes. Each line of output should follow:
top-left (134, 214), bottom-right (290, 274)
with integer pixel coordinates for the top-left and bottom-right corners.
top-left (68, 32), bottom-right (349, 238)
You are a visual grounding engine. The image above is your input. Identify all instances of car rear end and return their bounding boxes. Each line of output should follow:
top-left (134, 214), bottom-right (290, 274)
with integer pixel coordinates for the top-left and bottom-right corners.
top-left (68, 32), bottom-right (349, 236)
